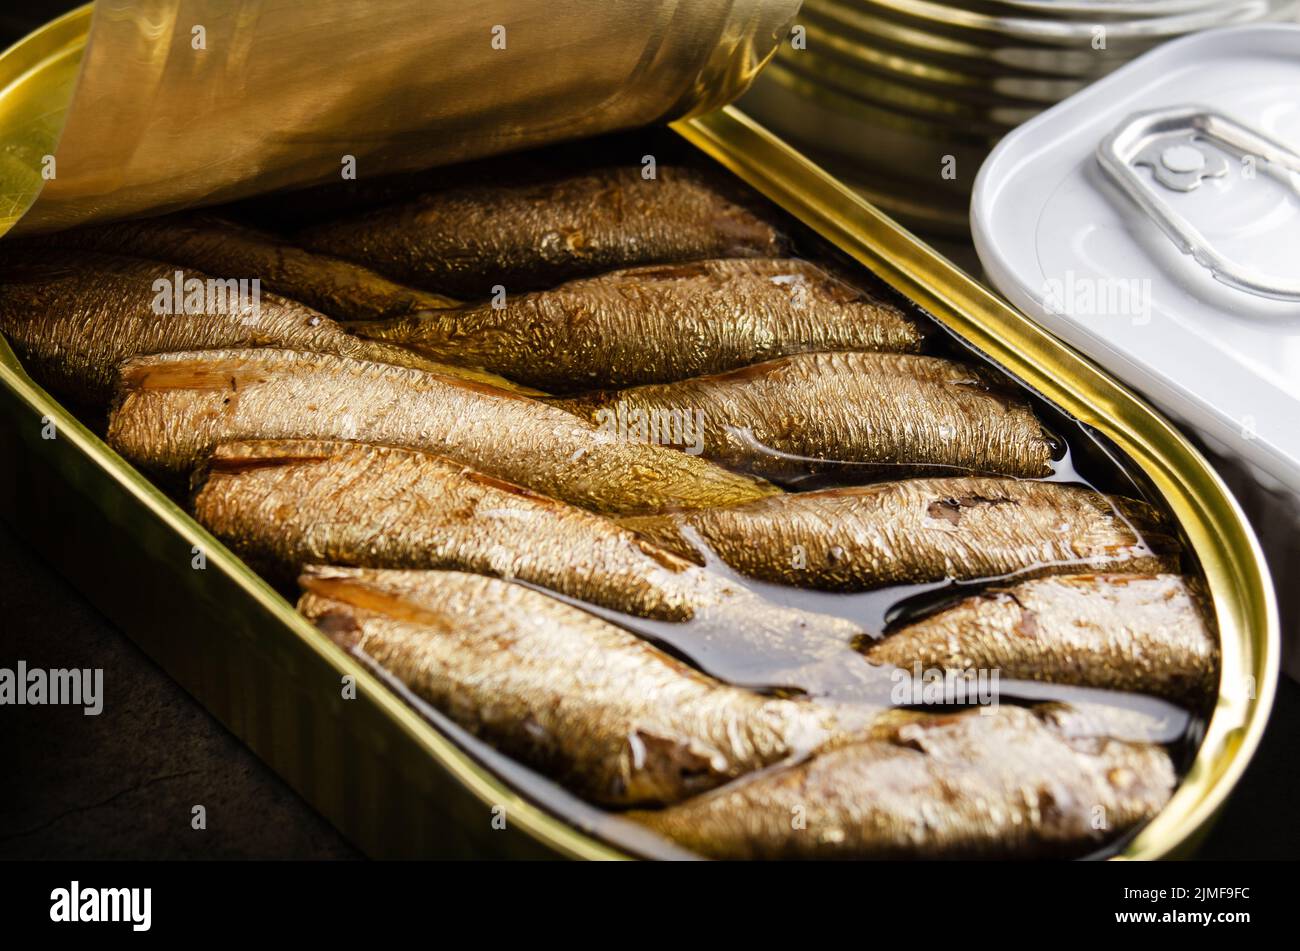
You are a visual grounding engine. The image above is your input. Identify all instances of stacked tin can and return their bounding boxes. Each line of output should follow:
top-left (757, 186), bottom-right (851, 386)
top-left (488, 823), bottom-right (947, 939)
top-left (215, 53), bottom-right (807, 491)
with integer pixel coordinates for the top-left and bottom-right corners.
top-left (740, 0), bottom-right (1300, 238)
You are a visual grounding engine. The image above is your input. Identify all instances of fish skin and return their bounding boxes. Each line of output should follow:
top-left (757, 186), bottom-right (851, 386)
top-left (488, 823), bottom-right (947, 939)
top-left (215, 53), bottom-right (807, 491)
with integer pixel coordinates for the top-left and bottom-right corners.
top-left (619, 476), bottom-right (1178, 590)
top-left (630, 704), bottom-right (1175, 859)
top-left (0, 249), bottom-right (529, 405)
top-left (191, 439), bottom-right (869, 680)
top-left (105, 347), bottom-right (778, 514)
top-left (192, 438), bottom-right (718, 619)
top-left (232, 146), bottom-right (653, 230)
top-left (298, 165), bottom-right (786, 298)
top-left (347, 258), bottom-right (927, 392)
top-left (297, 566), bottom-right (841, 807)
top-left (19, 214), bottom-right (460, 320)
top-left (553, 351), bottom-right (1054, 483)
top-left (863, 573), bottom-right (1219, 707)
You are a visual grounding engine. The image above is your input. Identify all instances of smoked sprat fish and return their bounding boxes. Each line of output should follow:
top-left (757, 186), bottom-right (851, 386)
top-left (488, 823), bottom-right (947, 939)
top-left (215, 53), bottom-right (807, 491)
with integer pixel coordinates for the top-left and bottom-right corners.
top-left (620, 476), bottom-right (1177, 590)
top-left (554, 351), bottom-right (1055, 483)
top-left (631, 704), bottom-right (1175, 859)
top-left (0, 250), bottom-right (522, 404)
top-left (863, 574), bottom-right (1218, 706)
top-left (298, 566), bottom-right (840, 806)
top-left (298, 165), bottom-right (786, 298)
top-left (192, 439), bottom-right (867, 684)
top-left (348, 258), bottom-right (928, 392)
top-left (108, 348), bottom-right (775, 514)
top-left (191, 439), bottom-right (741, 620)
top-left (21, 214), bottom-right (460, 321)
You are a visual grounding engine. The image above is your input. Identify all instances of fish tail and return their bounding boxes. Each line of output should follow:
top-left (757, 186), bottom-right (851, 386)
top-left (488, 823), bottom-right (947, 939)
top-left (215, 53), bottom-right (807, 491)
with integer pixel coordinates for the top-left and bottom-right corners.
top-left (619, 514), bottom-right (703, 563)
top-left (338, 316), bottom-right (408, 340)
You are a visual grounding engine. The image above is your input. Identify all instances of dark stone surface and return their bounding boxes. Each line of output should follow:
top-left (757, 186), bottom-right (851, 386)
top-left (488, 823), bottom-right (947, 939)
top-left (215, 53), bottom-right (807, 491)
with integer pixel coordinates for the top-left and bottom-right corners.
top-left (0, 519), bottom-right (360, 860)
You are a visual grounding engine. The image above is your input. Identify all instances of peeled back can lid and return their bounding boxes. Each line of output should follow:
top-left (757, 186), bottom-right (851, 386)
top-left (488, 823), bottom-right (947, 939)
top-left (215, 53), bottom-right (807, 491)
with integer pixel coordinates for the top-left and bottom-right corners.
top-left (972, 24), bottom-right (1300, 499)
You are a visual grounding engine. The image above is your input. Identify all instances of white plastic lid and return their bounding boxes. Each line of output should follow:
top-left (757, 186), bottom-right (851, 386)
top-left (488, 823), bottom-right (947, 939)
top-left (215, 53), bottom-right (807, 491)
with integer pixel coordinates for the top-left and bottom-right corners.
top-left (972, 24), bottom-right (1300, 494)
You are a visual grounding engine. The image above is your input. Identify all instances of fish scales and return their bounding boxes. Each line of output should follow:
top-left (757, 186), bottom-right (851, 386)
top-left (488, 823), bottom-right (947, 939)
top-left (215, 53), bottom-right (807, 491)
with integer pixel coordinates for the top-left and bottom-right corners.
top-left (0, 249), bottom-right (523, 404)
top-left (865, 573), bottom-right (1219, 706)
top-left (106, 348), bottom-right (776, 514)
top-left (554, 350), bottom-right (1054, 482)
top-left (193, 439), bottom-right (710, 619)
top-left (619, 476), bottom-right (1177, 590)
top-left (298, 166), bottom-right (786, 298)
top-left (192, 439), bottom-right (867, 671)
top-left (297, 566), bottom-right (840, 807)
top-left (630, 704), bottom-right (1175, 859)
top-left (349, 258), bottom-right (927, 392)
top-left (18, 214), bottom-right (459, 321)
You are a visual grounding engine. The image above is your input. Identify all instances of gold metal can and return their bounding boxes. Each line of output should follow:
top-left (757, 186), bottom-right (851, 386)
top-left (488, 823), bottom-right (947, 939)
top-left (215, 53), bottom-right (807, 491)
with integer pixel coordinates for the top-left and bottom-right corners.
top-left (8, 0), bottom-right (800, 234)
top-left (0, 5), bottom-right (1278, 860)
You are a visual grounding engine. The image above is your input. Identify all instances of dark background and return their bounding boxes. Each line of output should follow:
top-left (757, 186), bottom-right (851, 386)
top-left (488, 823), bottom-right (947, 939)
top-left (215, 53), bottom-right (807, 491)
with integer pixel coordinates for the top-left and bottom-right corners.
top-left (2, 3), bottom-right (1296, 861)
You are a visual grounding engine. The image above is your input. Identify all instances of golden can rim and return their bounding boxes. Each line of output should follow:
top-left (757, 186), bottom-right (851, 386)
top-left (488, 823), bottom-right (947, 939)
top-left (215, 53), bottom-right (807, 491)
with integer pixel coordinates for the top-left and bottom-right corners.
top-left (0, 8), bottom-right (1279, 862)
top-left (0, 4), bottom-right (87, 235)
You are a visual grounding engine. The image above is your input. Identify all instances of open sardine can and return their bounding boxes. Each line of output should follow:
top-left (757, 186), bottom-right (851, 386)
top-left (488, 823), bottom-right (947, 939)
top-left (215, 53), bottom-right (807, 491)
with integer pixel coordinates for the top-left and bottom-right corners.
top-left (0, 1), bottom-right (1278, 859)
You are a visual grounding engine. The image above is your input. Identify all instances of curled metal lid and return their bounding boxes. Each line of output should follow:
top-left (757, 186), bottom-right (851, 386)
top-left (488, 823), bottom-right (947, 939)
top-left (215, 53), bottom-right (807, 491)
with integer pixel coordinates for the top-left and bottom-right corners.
top-left (8, 0), bottom-right (799, 234)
